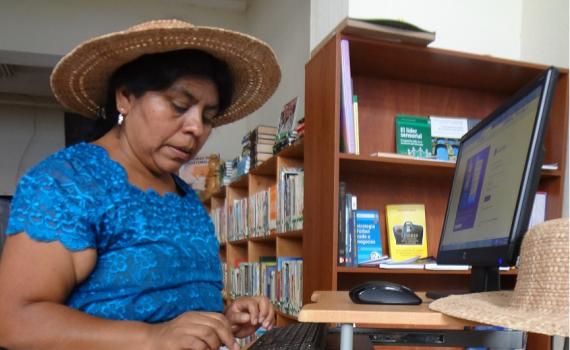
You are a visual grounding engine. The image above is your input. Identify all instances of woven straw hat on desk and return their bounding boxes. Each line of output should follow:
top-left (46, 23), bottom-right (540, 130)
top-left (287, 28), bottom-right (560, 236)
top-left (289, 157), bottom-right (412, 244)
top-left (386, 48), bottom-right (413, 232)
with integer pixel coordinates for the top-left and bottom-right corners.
top-left (429, 218), bottom-right (569, 337)
top-left (50, 19), bottom-right (281, 127)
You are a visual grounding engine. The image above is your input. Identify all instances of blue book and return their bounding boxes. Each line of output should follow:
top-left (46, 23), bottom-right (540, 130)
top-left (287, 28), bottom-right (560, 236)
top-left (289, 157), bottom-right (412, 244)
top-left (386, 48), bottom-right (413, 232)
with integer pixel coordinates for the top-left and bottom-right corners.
top-left (354, 210), bottom-right (383, 265)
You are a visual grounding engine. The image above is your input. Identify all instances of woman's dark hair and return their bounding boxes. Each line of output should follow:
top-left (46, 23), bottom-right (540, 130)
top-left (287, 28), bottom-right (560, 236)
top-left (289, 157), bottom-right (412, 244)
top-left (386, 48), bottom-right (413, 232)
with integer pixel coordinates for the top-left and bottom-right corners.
top-left (89, 49), bottom-right (233, 140)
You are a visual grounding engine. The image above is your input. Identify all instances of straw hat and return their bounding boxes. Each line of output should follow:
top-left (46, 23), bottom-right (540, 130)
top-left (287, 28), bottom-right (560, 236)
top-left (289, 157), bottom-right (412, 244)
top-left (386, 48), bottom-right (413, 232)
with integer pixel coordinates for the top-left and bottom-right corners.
top-left (429, 218), bottom-right (569, 337)
top-left (50, 19), bottom-right (281, 127)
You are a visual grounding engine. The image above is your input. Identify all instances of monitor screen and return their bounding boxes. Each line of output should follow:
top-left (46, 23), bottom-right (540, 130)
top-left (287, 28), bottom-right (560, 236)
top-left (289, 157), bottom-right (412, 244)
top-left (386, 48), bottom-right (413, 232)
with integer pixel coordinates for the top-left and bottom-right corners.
top-left (437, 67), bottom-right (558, 273)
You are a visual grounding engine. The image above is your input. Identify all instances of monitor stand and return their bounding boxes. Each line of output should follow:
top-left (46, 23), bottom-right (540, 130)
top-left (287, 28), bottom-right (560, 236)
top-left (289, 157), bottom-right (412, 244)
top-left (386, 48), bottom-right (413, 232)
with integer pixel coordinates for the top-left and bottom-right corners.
top-left (426, 266), bottom-right (501, 300)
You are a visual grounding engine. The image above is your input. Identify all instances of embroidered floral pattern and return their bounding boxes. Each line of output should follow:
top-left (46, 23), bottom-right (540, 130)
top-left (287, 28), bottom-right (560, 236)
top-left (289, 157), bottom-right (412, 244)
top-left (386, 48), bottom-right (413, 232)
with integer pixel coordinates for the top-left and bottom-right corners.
top-left (7, 143), bottom-right (223, 322)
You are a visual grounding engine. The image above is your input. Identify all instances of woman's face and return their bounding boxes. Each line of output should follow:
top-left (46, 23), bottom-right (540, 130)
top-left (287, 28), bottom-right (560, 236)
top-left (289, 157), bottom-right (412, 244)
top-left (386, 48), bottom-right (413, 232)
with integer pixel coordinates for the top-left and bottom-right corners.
top-left (119, 75), bottom-right (218, 175)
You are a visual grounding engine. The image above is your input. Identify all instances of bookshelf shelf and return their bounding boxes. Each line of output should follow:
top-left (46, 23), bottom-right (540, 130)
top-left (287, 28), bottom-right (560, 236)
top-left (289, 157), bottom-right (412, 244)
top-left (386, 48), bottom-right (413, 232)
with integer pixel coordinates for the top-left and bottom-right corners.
top-left (249, 157), bottom-right (277, 176)
top-left (204, 141), bottom-right (305, 327)
top-left (229, 239), bottom-right (248, 245)
top-left (248, 234), bottom-right (277, 242)
top-left (229, 174), bottom-right (248, 189)
top-left (277, 140), bottom-right (304, 158)
top-left (277, 229), bottom-right (303, 239)
top-left (339, 153), bottom-right (562, 179)
top-left (339, 153), bottom-right (455, 177)
top-left (303, 26), bottom-right (567, 349)
top-left (336, 266), bottom-right (518, 276)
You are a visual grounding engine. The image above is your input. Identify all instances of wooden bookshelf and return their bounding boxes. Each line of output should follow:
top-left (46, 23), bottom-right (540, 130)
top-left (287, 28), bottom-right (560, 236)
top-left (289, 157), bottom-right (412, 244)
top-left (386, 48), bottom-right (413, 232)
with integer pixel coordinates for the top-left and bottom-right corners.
top-left (304, 31), bottom-right (568, 349)
top-left (205, 141), bottom-right (305, 327)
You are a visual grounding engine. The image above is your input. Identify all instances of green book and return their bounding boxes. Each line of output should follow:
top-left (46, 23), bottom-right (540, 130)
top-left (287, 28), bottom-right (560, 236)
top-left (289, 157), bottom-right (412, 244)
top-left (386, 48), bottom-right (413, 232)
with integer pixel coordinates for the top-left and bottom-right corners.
top-left (395, 114), bottom-right (432, 158)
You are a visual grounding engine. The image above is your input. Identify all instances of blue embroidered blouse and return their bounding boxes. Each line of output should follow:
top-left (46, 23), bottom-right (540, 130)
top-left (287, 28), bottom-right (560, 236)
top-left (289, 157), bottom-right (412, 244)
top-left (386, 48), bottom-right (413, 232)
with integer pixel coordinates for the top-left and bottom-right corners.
top-left (6, 143), bottom-right (223, 323)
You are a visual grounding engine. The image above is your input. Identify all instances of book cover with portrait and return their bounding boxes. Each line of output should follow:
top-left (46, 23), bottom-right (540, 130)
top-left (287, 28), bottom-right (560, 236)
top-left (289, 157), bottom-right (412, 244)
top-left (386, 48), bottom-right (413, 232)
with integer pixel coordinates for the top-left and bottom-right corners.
top-left (385, 204), bottom-right (428, 261)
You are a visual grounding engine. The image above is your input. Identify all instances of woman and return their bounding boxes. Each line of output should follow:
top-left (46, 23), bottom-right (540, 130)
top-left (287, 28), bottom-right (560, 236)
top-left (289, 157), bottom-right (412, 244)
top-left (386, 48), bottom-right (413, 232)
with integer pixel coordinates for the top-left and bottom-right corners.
top-left (0, 19), bottom-right (281, 350)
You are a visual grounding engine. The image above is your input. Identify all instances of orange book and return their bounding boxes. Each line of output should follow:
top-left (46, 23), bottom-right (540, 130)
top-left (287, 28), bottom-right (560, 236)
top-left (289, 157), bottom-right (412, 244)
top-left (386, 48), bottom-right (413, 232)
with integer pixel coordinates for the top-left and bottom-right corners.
top-left (269, 184), bottom-right (277, 230)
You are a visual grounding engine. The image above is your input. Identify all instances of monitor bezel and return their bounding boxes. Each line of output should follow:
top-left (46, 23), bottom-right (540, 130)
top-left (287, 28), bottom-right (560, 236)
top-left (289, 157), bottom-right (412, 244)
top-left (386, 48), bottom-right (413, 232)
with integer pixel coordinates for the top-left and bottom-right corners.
top-left (436, 67), bottom-right (559, 267)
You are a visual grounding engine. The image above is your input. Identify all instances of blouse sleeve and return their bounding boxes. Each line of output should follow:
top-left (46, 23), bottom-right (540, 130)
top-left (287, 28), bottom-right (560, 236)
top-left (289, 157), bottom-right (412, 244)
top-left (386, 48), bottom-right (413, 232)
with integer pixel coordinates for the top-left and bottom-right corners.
top-left (7, 157), bottom-right (98, 251)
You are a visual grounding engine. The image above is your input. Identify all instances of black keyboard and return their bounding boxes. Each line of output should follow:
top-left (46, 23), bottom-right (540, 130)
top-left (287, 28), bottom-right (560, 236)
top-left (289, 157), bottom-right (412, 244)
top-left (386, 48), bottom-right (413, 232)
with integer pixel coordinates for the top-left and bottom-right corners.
top-left (249, 322), bottom-right (327, 350)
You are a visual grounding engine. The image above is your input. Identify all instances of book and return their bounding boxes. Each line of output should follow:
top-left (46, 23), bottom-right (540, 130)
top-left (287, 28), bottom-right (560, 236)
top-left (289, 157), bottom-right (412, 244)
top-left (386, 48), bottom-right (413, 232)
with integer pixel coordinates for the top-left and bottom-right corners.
top-left (354, 210), bottom-right (383, 265)
top-left (268, 184), bottom-right (277, 230)
top-left (338, 181), bottom-right (347, 266)
top-left (345, 193), bottom-right (358, 266)
top-left (430, 116), bottom-right (468, 161)
top-left (337, 17), bottom-right (436, 46)
top-left (378, 262), bottom-right (425, 269)
top-left (277, 97), bottom-right (300, 136)
top-left (424, 263), bottom-right (470, 271)
top-left (541, 163), bottom-right (559, 170)
top-left (369, 151), bottom-right (456, 164)
top-left (430, 116), bottom-right (480, 161)
top-left (358, 255), bottom-right (389, 267)
top-left (395, 115), bottom-right (432, 158)
top-left (259, 256), bottom-right (277, 297)
top-left (340, 39), bottom-right (356, 154)
top-left (252, 143), bottom-right (275, 154)
top-left (178, 155), bottom-right (211, 191)
top-left (253, 125), bottom-right (278, 135)
top-left (385, 204), bottom-right (429, 261)
top-left (378, 256), bottom-right (435, 269)
top-left (353, 95), bottom-right (360, 155)
top-left (528, 191), bottom-right (547, 230)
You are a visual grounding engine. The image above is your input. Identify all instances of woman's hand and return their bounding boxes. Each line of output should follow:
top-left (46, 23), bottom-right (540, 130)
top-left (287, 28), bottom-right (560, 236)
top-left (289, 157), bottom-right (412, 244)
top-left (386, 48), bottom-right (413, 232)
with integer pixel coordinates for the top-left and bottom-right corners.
top-left (224, 296), bottom-right (275, 338)
top-left (147, 311), bottom-right (239, 350)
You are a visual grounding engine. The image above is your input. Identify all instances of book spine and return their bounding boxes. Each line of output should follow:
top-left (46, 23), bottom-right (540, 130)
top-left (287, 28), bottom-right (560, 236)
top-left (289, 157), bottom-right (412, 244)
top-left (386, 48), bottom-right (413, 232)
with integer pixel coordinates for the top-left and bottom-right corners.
top-left (338, 182), bottom-right (346, 266)
top-left (340, 39), bottom-right (356, 154)
top-left (345, 193), bottom-right (352, 266)
top-left (350, 195), bottom-right (358, 266)
top-left (355, 210), bottom-right (383, 265)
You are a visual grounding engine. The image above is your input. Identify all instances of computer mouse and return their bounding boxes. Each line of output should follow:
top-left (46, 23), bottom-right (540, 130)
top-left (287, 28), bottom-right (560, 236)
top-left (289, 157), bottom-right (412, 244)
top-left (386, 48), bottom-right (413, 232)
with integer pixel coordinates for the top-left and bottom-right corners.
top-left (349, 280), bottom-right (422, 305)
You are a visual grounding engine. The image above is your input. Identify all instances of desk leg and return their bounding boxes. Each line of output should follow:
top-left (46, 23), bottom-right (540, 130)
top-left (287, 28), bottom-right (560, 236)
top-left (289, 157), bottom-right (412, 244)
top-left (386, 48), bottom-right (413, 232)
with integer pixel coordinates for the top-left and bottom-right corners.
top-left (340, 323), bottom-right (354, 350)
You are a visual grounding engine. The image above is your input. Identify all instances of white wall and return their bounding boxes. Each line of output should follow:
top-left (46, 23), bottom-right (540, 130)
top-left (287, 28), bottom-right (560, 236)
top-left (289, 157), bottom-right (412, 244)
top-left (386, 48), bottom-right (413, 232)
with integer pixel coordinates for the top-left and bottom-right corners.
top-left (309, 0), bottom-right (349, 53)
top-left (349, 0), bottom-right (523, 60)
top-left (0, 105), bottom-right (64, 195)
top-left (520, 0), bottom-right (569, 217)
top-left (0, 0), bottom-right (247, 58)
top-left (199, 0), bottom-right (311, 158)
top-left (521, 0), bottom-right (569, 68)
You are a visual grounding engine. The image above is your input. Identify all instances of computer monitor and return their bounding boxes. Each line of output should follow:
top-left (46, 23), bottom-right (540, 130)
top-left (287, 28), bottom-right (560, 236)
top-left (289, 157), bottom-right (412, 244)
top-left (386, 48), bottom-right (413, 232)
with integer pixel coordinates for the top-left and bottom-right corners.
top-left (436, 67), bottom-right (559, 293)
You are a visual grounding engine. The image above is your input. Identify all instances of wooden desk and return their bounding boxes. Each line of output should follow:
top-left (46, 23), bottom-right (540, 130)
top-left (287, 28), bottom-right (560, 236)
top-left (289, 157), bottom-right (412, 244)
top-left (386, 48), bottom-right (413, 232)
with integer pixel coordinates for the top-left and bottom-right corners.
top-left (299, 291), bottom-right (475, 328)
top-left (299, 291), bottom-right (510, 350)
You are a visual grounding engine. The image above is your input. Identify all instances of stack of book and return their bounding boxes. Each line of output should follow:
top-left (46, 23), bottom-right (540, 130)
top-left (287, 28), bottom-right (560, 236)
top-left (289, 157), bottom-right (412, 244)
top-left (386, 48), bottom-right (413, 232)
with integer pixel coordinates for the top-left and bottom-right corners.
top-left (219, 160), bottom-right (234, 185)
top-left (250, 125), bottom-right (277, 167)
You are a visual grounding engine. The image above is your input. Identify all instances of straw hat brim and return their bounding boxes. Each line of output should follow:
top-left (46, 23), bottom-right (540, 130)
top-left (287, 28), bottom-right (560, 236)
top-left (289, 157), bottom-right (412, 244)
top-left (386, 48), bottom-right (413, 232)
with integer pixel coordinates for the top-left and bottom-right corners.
top-left (50, 21), bottom-right (281, 127)
top-left (429, 291), bottom-right (569, 337)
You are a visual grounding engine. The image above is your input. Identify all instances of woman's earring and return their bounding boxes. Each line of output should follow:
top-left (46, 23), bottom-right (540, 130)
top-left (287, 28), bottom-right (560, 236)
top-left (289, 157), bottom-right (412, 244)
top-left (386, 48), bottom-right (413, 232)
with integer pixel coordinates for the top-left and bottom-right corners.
top-left (118, 113), bottom-right (124, 125)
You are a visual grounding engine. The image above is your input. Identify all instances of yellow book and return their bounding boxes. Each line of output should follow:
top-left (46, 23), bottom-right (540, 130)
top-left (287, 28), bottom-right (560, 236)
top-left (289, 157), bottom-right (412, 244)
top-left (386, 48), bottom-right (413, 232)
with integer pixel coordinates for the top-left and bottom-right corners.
top-left (385, 204), bottom-right (428, 261)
